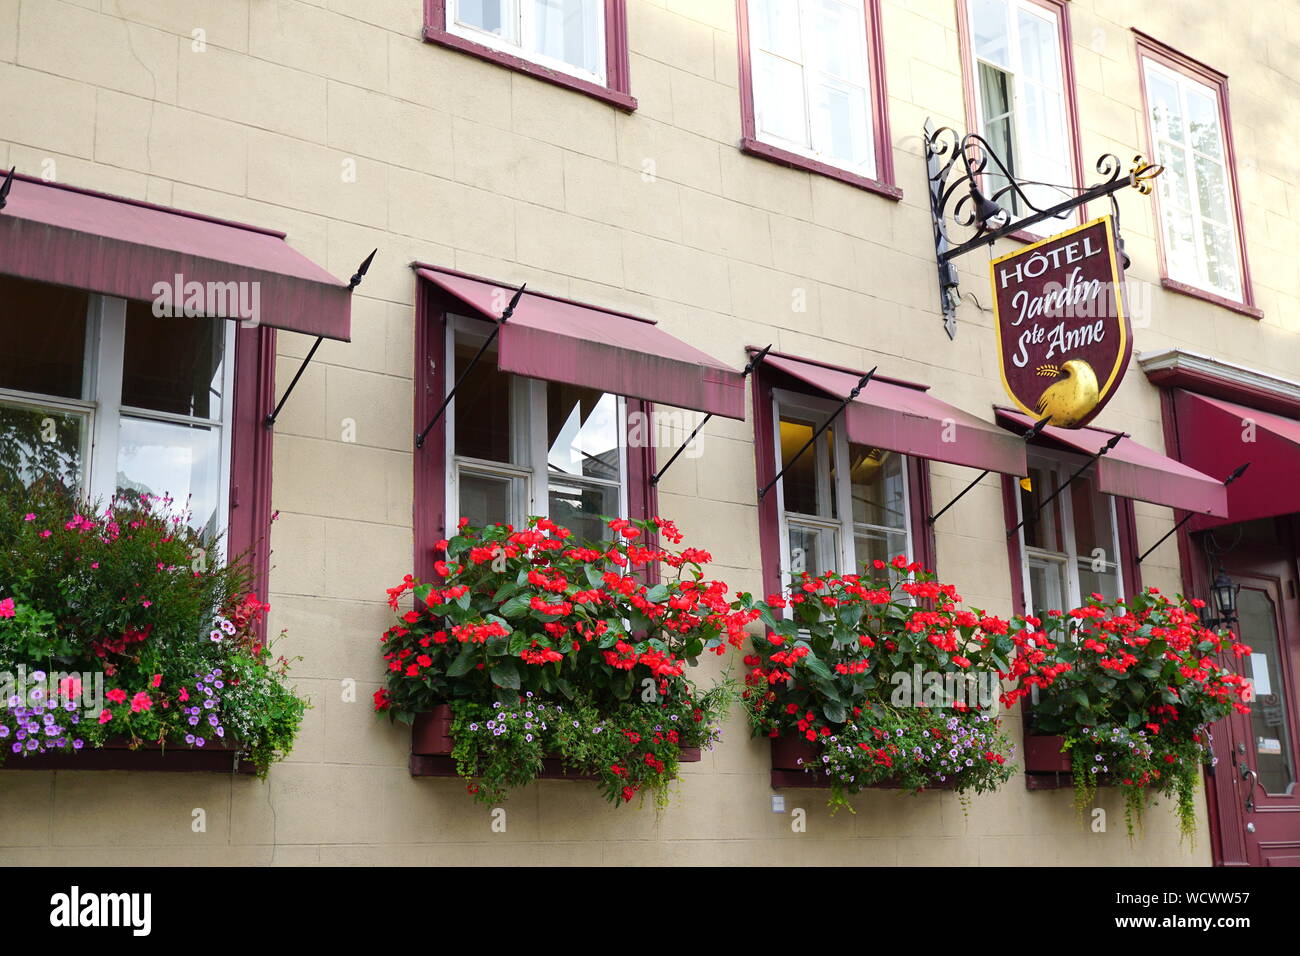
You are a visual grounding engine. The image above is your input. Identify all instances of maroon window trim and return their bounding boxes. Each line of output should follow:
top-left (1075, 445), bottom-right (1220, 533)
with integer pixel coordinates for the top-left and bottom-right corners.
top-left (751, 367), bottom-right (936, 603)
top-left (954, 0), bottom-right (1085, 245)
top-left (734, 0), bottom-right (901, 200)
top-left (998, 472), bottom-right (1142, 618)
top-left (422, 0), bottom-right (636, 112)
top-left (227, 326), bottom-right (277, 608)
top-left (1133, 30), bottom-right (1261, 318)
top-left (413, 279), bottom-right (656, 582)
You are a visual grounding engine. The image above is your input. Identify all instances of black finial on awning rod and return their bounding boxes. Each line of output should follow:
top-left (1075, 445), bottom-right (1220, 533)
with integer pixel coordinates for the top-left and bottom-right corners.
top-left (0, 167), bottom-right (16, 212)
top-left (758, 365), bottom-right (877, 502)
top-left (1136, 462), bottom-right (1250, 564)
top-left (349, 249), bottom-right (377, 290)
top-left (415, 284), bottom-right (527, 450)
top-left (927, 415), bottom-right (1051, 525)
top-left (650, 345), bottom-right (772, 488)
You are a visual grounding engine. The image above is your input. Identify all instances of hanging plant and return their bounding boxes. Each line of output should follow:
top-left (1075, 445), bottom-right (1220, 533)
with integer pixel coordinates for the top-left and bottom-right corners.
top-left (1001, 587), bottom-right (1253, 838)
top-left (740, 557), bottom-right (1017, 811)
top-left (375, 516), bottom-right (759, 807)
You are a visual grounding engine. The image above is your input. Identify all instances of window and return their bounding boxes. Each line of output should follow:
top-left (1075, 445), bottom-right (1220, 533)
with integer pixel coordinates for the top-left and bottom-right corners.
top-left (1014, 455), bottom-right (1124, 615)
top-left (737, 0), bottom-right (898, 197)
top-left (1137, 36), bottom-right (1253, 311)
top-left (447, 318), bottom-right (627, 542)
top-left (426, 0), bottom-right (634, 110)
top-left (960, 0), bottom-right (1079, 232)
top-left (0, 275), bottom-right (236, 546)
top-left (773, 390), bottom-right (911, 588)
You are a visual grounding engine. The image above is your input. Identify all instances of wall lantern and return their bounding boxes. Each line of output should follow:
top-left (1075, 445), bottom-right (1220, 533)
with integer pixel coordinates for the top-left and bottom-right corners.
top-left (1202, 569), bottom-right (1240, 628)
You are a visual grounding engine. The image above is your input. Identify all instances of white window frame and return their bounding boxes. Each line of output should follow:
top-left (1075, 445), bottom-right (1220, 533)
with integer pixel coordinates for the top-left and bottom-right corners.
top-left (447, 0), bottom-right (608, 86)
top-left (0, 292), bottom-right (237, 556)
top-left (445, 315), bottom-right (628, 530)
top-left (748, 0), bottom-right (878, 181)
top-left (1141, 55), bottom-right (1244, 302)
top-left (966, 0), bottom-right (1075, 234)
top-left (771, 388), bottom-right (912, 593)
top-left (1013, 450), bottom-right (1125, 617)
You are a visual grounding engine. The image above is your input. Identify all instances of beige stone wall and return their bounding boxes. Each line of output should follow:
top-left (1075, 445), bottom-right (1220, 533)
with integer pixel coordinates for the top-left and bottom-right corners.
top-left (2, 0), bottom-right (1296, 864)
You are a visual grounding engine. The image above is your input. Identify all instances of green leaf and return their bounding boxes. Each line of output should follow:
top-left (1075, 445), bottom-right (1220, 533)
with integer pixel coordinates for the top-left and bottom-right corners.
top-left (822, 700), bottom-right (847, 724)
top-left (645, 584), bottom-right (670, 603)
top-left (490, 659), bottom-right (521, 689)
top-left (446, 645), bottom-right (477, 678)
top-left (498, 595), bottom-right (530, 618)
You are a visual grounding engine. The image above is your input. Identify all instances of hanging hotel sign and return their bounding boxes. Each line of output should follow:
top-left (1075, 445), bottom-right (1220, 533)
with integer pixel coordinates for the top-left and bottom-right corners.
top-left (990, 215), bottom-right (1130, 429)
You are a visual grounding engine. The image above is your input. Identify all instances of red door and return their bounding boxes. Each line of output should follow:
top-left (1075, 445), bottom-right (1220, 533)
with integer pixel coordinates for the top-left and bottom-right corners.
top-left (1205, 520), bottom-right (1300, 866)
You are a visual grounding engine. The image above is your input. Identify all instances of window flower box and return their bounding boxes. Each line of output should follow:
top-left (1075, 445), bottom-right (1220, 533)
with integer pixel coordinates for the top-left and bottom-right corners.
top-left (377, 517), bottom-right (752, 806)
top-left (2, 737), bottom-right (256, 774)
top-left (407, 704), bottom-right (699, 779)
top-left (769, 737), bottom-right (956, 791)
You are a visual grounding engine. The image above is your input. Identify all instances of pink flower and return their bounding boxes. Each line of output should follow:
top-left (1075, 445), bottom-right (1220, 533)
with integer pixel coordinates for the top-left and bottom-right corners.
top-left (0, 597), bottom-right (14, 619)
top-left (130, 691), bottom-right (152, 713)
top-left (106, 688), bottom-right (127, 704)
top-left (140, 600), bottom-right (152, 608)
top-left (22, 513), bottom-right (35, 522)
top-left (150, 673), bottom-right (162, 688)
top-left (39, 530), bottom-right (51, 538)
top-left (98, 709), bottom-right (112, 724)
top-left (90, 562), bottom-right (99, 570)
top-left (178, 687), bottom-right (189, 702)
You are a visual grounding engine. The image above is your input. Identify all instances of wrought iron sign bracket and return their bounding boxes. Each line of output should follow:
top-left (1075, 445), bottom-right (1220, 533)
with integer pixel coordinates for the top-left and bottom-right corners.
top-left (651, 344), bottom-right (771, 487)
top-left (1135, 463), bottom-right (1251, 564)
top-left (414, 284), bottom-right (526, 449)
top-left (265, 249), bottom-right (377, 428)
top-left (926, 415), bottom-right (1051, 525)
top-left (925, 118), bottom-right (1162, 340)
top-left (757, 366), bottom-right (877, 502)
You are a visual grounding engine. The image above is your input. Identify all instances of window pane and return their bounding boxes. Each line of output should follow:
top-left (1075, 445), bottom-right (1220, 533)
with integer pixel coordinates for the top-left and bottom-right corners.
top-left (1016, 7), bottom-right (1060, 89)
top-left (788, 521), bottom-right (839, 580)
top-left (457, 0), bottom-right (519, 41)
top-left (804, 0), bottom-right (867, 85)
top-left (1202, 220), bottom-right (1242, 297)
top-left (854, 528), bottom-right (909, 572)
top-left (1020, 465), bottom-right (1063, 552)
top-left (548, 478), bottom-right (618, 545)
top-left (1162, 204), bottom-right (1199, 283)
top-left (779, 418), bottom-right (835, 519)
top-left (1145, 65), bottom-right (1184, 144)
top-left (1077, 560), bottom-right (1120, 602)
top-left (751, 0), bottom-right (802, 61)
top-left (546, 384), bottom-right (619, 482)
top-left (969, 0), bottom-right (1011, 68)
top-left (0, 276), bottom-right (88, 400)
top-left (808, 74), bottom-right (872, 173)
top-left (528, 0), bottom-right (602, 75)
top-left (1156, 140), bottom-right (1193, 211)
top-left (754, 51), bottom-right (808, 146)
top-left (1194, 153), bottom-right (1231, 225)
top-left (1185, 85), bottom-right (1224, 160)
top-left (1238, 587), bottom-right (1295, 795)
top-left (1069, 474), bottom-right (1116, 562)
top-left (458, 468), bottom-right (526, 529)
top-left (453, 334), bottom-right (515, 464)
top-left (0, 400), bottom-right (87, 494)
top-left (121, 303), bottom-right (226, 419)
top-left (1027, 553), bottom-right (1068, 616)
top-left (848, 445), bottom-right (906, 529)
top-left (116, 416), bottom-right (223, 538)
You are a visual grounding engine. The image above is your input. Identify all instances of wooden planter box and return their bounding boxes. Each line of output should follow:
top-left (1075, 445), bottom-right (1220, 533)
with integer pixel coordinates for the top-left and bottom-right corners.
top-left (770, 737), bottom-right (955, 791)
top-left (1, 737), bottom-right (256, 774)
top-left (409, 704), bottom-right (701, 779)
top-left (1023, 733), bottom-right (1074, 790)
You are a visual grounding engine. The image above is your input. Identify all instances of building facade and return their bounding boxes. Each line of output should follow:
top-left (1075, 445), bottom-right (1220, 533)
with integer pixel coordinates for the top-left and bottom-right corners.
top-left (1, 0), bottom-right (1298, 865)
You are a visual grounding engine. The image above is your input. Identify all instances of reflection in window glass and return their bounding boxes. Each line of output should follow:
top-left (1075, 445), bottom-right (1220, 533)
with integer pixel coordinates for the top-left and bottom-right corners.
top-left (116, 417), bottom-right (223, 539)
top-left (1237, 587), bottom-right (1295, 795)
top-left (0, 400), bottom-right (87, 494)
top-left (459, 469), bottom-right (527, 530)
top-left (789, 521), bottom-right (839, 580)
top-left (547, 385), bottom-right (618, 481)
top-left (452, 0), bottom-right (605, 80)
top-left (122, 303), bottom-right (225, 419)
top-left (549, 479), bottom-right (619, 545)
top-left (0, 276), bottom-right (89, 400)
top-left (454, 336), bottom-right (516, 464)
top-left (780, 419), bottom-right (836, 519)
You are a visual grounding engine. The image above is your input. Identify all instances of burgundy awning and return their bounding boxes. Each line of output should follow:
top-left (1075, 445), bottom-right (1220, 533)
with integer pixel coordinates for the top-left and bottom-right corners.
top-left (1171, 390), bottom-right (1300, 528)
top-left (415, 264), bottom-right (746, 419)
top-left (996, 407), bottom-right (1229, 517)
top-left (0, 174), bottom-right (352, 340)
top-left (760, 351), bottom-right (1027, 475)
